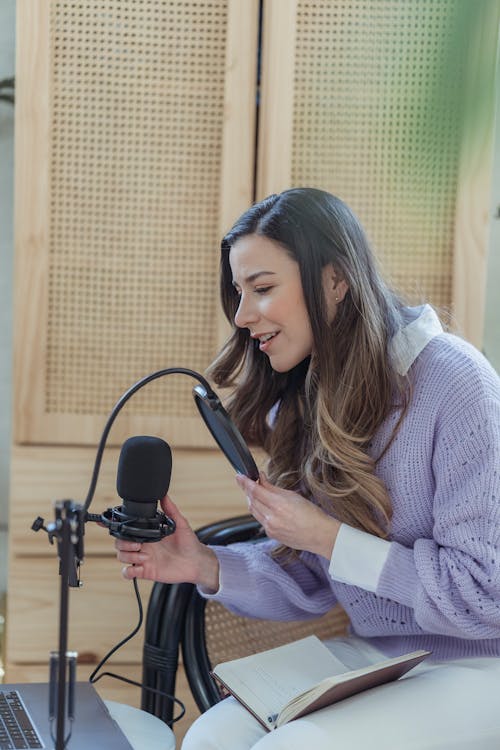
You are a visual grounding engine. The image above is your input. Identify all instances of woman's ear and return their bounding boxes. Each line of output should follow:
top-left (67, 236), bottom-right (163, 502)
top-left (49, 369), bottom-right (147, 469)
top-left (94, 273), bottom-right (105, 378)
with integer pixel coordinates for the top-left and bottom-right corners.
top-left (322, 264), bottom-right (349, 320)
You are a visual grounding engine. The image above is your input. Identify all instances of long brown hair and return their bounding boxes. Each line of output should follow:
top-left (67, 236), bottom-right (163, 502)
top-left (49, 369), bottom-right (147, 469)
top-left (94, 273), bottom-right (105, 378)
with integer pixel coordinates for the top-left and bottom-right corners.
top-left (208, 188), bottom-right (408, 540)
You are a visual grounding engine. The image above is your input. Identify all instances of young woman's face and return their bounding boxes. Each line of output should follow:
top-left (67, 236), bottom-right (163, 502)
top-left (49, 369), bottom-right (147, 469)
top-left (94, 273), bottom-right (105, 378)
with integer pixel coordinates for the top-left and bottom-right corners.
top-left (229, 234), bottom-right (316, 373)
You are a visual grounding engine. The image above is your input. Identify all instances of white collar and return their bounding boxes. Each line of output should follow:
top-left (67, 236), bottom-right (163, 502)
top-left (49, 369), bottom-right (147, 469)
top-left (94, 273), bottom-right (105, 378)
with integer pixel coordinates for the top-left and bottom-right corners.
top-left (389, 304), bottom-right (443, 375)
top-left (267, 305), bottom-right (443, 425)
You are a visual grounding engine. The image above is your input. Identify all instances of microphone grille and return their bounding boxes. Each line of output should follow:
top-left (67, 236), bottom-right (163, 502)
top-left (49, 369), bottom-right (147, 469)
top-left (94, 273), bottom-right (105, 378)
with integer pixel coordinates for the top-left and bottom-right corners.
top-left (116, 436), bottom-right (172, 501)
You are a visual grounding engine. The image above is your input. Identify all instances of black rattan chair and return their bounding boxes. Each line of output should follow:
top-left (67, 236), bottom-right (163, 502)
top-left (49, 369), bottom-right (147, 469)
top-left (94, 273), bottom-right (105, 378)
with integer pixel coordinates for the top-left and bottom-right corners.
top-left (141, 514), bottom-right (263, 724)
top-left (142, 514), bottom-right (350, 724)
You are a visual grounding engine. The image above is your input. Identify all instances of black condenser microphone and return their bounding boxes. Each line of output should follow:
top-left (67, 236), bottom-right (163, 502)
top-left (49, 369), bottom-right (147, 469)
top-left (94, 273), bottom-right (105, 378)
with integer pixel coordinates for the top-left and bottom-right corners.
top-left (100, 436), bottom-right (176, 543)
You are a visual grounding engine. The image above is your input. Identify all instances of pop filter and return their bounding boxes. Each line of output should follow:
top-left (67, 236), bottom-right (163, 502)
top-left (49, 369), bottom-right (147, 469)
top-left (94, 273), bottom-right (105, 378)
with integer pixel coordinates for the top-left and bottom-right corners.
top-left (193, 384), bottom-right (259, 480)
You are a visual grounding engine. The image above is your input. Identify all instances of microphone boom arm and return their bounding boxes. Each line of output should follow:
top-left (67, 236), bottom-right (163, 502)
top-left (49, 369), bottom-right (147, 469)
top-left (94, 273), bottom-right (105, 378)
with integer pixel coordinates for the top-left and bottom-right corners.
top-left (82, 368), bottom-right (219, 513)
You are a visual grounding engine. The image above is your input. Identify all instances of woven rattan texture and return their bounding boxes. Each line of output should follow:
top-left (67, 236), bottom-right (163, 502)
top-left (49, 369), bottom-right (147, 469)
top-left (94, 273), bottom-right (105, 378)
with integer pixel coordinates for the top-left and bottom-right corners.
top-left (47, 0), bottom-right (227, 416)
top-left (291, 0), bottom-right (472, 309)
top-left (205, 600), bottom-right (350, 667)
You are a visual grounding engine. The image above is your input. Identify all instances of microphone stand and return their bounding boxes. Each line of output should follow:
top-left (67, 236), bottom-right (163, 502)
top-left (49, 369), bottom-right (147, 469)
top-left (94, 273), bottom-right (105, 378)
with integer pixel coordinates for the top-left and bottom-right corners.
top-left (31, 370), bottom-right (216, 748)
top-left (29, 365), bottom-right (255, 743)
top-left (47, 500), bottom-right (84, 750)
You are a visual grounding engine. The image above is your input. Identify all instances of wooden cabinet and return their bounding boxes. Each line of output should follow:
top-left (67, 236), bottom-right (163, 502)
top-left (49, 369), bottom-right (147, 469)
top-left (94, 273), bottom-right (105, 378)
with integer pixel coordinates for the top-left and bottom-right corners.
top-left (7, 1), bottom-right (499, 743)
top-left (13, 0), bottom-right (258, 447)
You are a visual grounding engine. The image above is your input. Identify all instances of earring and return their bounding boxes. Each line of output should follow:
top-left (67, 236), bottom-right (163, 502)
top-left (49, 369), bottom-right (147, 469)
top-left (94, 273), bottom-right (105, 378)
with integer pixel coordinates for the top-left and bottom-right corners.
top-left (335, 294), bottom-right (339, 303)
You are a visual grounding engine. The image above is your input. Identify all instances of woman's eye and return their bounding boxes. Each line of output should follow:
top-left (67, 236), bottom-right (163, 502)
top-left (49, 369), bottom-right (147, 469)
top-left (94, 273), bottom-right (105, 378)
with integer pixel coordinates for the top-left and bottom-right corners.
top-left (255, 286), bottom-right (272, 295)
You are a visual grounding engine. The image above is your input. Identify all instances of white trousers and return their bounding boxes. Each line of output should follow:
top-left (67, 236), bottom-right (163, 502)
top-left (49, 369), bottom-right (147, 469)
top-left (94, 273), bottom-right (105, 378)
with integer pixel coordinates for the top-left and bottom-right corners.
top-left (181, 638), bottom-right (500, 750)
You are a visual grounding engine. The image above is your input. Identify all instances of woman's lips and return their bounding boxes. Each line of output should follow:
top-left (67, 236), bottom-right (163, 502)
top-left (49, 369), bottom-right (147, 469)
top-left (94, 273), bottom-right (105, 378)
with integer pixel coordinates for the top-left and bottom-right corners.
top-left (259, 332), bottom-right (279, 352)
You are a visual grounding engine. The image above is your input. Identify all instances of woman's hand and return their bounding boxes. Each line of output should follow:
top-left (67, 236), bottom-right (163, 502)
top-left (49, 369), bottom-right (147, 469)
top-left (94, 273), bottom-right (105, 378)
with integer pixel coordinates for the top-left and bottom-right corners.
top-left (114, 495), bottom-right (220, 592)
top-left (236, 473), bottom-right (340, 559)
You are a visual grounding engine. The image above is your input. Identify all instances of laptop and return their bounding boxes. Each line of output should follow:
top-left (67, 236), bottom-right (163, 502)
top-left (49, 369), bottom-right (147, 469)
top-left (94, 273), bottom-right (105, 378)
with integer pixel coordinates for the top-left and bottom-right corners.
top-left (0, 681), bottom-right (135, 749)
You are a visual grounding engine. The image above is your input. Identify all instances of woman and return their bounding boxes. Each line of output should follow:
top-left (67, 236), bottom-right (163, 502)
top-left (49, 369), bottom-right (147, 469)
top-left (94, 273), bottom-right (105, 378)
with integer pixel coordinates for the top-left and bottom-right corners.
top-left (116, 189), bottom-right (500, 748)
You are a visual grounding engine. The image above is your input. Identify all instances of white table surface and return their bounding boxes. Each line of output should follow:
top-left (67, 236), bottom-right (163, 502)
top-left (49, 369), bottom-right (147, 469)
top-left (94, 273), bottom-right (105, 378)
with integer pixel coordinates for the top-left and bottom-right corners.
top-left (105, 700), bottom-right (176, 750)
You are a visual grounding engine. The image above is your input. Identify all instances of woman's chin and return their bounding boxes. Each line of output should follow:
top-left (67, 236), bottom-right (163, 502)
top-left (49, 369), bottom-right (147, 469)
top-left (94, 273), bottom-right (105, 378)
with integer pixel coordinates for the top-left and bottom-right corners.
top-left (267, 355), bottom-right (301, 373)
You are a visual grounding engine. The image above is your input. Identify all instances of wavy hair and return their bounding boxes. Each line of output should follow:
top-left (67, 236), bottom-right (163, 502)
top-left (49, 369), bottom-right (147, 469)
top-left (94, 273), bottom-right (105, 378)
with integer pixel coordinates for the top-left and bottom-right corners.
top-left (208, 188), bottom-right (409, 541)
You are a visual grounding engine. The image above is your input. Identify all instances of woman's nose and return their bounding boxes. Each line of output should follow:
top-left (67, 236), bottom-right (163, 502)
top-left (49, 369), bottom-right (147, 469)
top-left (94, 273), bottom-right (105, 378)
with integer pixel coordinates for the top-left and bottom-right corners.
top-left (234, 293), bottom-right (258, 328)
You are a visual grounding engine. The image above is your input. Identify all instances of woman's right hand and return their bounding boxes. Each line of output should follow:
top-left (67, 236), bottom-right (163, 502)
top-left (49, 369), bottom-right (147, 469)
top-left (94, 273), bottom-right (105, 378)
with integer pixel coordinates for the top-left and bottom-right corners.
top-left (114, 495), bottom-right (220, 593)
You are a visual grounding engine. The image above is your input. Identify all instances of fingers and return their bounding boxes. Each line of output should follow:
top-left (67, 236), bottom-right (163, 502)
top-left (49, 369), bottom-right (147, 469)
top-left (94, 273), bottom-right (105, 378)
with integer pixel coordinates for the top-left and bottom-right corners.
top-left (115, 538), bottom-right (148, 570)
top-left (160, 493), bottom-right (175, 514)
top-left (116, 547), bottom-right (146, 564)
top-left (235, 473), bottom-right (259, 499)
top-left (160, 494), bottom-right (191, 527)
top-left (258, 471), bottom-right (273, 488)
top-left (116, 541), bottom-right (146, 580)
top-left (115, 539), bottom-right (142, 552)
top-left (246, 502), bottom-right (268, 527)
top-left (235, 473), bottom-right (258, 514)
top-left (122, 563), bottom-right (142, 580)
top-left (235, 473), bottom-right (279, 510)
top-left (235, 475), bottom-right (276, 530)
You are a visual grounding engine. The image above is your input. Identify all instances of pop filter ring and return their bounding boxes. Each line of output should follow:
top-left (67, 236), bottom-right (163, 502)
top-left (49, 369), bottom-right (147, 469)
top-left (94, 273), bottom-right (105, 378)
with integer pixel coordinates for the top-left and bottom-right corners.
top-left (193, 384), bottom-right (259, 480)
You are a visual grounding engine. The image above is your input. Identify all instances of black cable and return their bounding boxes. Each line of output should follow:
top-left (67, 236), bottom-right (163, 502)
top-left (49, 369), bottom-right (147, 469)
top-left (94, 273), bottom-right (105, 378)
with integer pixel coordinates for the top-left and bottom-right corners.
top-left (89, 579), bottom-right (144, 681)
top-left (91, 672), bottom-right (186, 724)
top-left (89, 578), bottom-right (186, 723)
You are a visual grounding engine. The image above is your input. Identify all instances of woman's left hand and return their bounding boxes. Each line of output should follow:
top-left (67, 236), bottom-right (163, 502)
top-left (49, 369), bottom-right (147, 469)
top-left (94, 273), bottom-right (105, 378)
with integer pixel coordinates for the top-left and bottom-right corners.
top-left (235, 472), bottom-right (341, 559)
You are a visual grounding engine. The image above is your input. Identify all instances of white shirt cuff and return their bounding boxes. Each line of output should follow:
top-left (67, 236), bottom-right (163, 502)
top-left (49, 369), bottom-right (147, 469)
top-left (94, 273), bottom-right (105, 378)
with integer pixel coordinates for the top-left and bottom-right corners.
top-left (329, 524), bottom-right (391, 592)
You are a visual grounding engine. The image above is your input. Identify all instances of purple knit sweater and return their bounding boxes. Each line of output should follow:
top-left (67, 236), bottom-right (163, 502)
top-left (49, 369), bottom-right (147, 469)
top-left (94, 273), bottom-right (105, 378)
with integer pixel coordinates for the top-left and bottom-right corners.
top-left (203, 333), bottom-right (500, 660)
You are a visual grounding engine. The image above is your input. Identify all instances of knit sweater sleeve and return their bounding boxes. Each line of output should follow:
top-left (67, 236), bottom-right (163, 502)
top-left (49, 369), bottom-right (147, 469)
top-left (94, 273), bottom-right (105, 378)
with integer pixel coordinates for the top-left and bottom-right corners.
top-left (377, 384), bottom-right (500, 639)
top-left (200, 539), bottom-right (338, 620)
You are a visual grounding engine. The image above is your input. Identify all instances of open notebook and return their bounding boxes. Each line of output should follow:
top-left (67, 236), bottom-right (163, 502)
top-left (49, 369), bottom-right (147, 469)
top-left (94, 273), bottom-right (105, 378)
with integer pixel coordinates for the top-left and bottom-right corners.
top-left (211, 635), bottom-right (430, 731)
